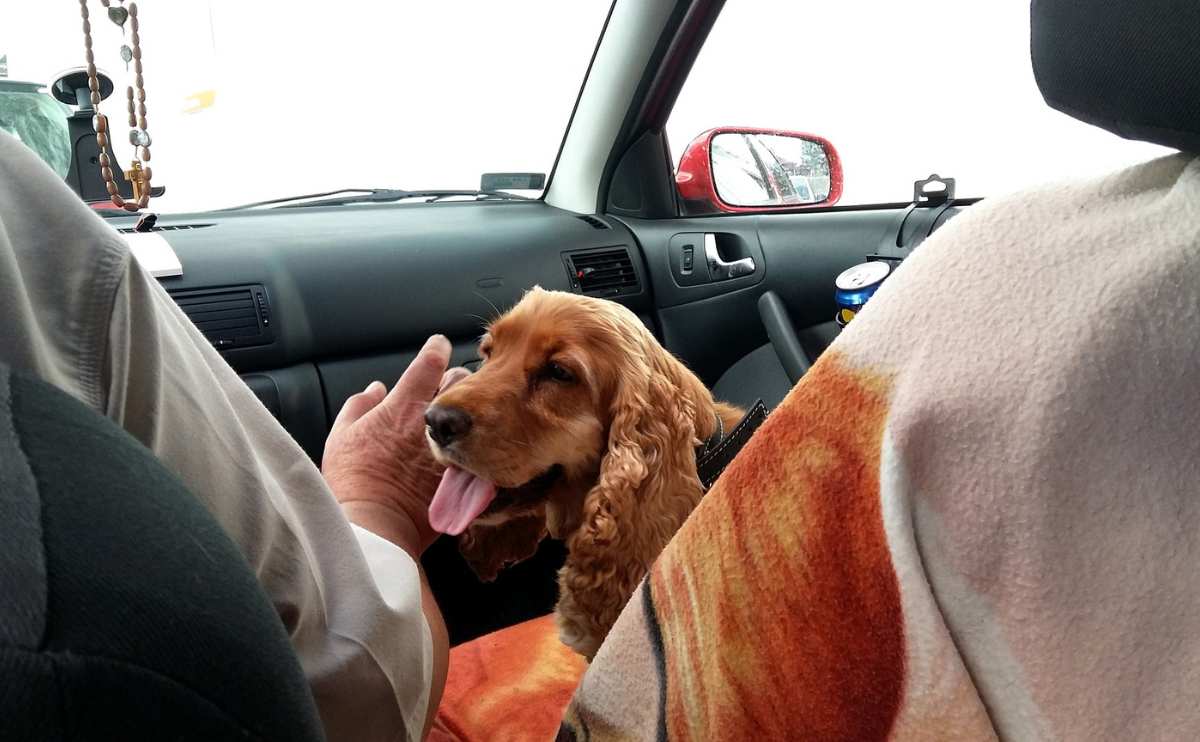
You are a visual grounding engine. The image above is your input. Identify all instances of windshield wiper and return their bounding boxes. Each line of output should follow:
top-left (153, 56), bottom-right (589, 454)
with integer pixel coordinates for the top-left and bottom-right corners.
top-left (219, 188), bottom-right (531, 211)
top-left (216, 188), bottom-right (392, 211)
top-left (420, 189), bottom-right (532, 203)
top-left (273, 188), bottom-right (531, 208)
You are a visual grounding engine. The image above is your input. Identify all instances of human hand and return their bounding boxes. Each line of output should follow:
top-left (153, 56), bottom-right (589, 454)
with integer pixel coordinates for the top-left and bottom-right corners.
top-left (322, 335), bottom-right (471, 555)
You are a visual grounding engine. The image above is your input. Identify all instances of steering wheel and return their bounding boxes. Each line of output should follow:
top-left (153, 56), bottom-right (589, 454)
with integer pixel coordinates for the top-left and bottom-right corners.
top-left (757, 290), bottom-right (814, 384)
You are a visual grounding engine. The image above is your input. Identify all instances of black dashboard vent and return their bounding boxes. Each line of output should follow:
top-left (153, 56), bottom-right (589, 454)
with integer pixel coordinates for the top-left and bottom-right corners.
top-left (116, 223), bottom-right (214, 234)
top-left (564, 247), bottom-right (640, 297)
top-left (168, 284), bottom-right (274, 351)
top-left (577, 214), bottom-right (610, 230)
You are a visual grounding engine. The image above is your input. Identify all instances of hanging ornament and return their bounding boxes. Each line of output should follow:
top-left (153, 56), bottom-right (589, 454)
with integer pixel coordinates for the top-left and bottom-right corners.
top-left (107, 6), bottom-right (128, 29)
top-left (80, 0), bottom-right (154, 212)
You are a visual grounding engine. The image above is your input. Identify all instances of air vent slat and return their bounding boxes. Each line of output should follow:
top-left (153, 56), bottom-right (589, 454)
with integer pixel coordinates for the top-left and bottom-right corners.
top-left (582, 280), bottom-right (631, 290)
top-left (191, 315), bottom-right (259, 331)
top-left (571, 250), bottom-right (624, 261)
top-left (573, 254), bottom-right (629, 264)
top-left (576, 268), bottom-right (626, 276)
top-left (573, 262), bottom-right (631, 273)
top-left (564, 247), bottom-right (639, 297)
top-left (189, 308), bottom-right (257, 323)
top-left (577, 271), bottom-right (634, 283)
top-left (179, 299), bottom-right (255, 313)
top-left (174, 293), bottom-right (249, 307)
top-left (583, 273), bottom-right (633, 285)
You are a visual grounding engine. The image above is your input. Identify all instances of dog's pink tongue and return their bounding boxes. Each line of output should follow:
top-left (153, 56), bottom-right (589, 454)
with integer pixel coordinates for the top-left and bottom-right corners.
top-left (428, 466), bottom-right (498, 536)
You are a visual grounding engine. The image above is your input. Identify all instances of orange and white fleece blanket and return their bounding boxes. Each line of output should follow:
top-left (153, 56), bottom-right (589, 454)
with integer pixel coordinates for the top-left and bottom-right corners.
top-left (438, 153), bottom-right (1200, 741)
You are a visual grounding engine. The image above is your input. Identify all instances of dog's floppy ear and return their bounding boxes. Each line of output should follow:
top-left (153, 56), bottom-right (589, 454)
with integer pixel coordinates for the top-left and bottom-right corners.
top-left (557, 329), bottom-right (712, 655)
top-left (457, 509), bottom-right (548, 582)
top-left (578, 340), bottom-right (707, 548)
top-left (580, 364), bottom-right (652, 546)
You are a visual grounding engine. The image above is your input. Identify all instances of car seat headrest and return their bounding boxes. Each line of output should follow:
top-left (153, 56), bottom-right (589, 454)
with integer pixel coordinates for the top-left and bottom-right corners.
top-left (1031, 0), bottom-right (1200, 153)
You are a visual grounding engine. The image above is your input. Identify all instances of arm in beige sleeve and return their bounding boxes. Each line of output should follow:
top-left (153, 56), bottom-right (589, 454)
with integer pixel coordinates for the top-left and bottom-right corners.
top-left (105, 254), bottom-right (437, 741)
top-left (0, 131), bottom-right (440, 740)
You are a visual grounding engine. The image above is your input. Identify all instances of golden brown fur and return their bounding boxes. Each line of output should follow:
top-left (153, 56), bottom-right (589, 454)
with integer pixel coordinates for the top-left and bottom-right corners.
top-left (429, 287), bottom-right (742, 658)
top-left (458, 507), bottom-right (548, 582)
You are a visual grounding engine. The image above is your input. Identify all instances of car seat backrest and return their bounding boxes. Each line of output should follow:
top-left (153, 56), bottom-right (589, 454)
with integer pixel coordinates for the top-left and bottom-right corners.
top-left (1032, 0), bottom-right (1200, 153)
top-left (0, 362), bottom-right (325, 742)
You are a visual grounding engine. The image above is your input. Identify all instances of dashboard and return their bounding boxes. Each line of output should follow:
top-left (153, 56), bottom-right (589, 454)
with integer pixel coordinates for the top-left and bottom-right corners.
top-left (108, 200), bottom-right (652, 464)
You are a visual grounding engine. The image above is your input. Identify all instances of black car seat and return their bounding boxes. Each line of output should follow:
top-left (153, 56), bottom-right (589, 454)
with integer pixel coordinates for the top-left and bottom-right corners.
top-left (0, 362), bottom-right (324, 741)
top-left (1031, 0), bottom-right (1200, 153)
top-left (712, 316), bottom-right (839, 412)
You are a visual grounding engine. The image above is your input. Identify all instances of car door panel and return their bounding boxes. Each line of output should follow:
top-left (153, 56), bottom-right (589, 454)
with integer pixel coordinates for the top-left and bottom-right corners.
top-left (753, 210), bottom-right (896, 324)
top-left (623, 206), bottom-right (967, 397)
top-left (654, 282), bottom-right (767, 386)
top-left (631, 214), bottom-right (766, 308)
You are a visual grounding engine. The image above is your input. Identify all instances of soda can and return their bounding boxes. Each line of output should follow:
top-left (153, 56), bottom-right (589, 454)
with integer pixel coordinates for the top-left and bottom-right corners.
top-left (834, 261), bottom-right (892, 327)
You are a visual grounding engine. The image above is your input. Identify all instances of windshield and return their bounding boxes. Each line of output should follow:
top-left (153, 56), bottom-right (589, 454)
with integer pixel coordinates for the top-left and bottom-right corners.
top-left (1, 1), bottom-right (611, 212)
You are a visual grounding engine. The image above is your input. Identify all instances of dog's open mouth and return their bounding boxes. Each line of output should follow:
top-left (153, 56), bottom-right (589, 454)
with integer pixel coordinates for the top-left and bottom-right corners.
top-left (428, 463), bottom-right (562, 536)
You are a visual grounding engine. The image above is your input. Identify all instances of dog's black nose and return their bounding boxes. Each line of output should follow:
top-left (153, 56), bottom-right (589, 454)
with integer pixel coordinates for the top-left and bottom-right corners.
top-left (425, 404), bottom-right (472, 447)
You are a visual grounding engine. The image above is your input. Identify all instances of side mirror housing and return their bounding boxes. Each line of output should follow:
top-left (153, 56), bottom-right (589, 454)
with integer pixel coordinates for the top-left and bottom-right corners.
top-left (676, 127), bottom-right (842, 214)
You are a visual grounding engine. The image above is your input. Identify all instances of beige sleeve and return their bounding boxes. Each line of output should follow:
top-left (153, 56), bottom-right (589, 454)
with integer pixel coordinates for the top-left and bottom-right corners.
top-left (103, 259), bottom-right (433, 741)
top-left (1, 130), bottom-right (430, 740)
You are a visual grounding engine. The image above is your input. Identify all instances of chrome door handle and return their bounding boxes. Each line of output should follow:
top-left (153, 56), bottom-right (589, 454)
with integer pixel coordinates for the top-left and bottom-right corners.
top-left (705, 234), bottom-right (756, 279)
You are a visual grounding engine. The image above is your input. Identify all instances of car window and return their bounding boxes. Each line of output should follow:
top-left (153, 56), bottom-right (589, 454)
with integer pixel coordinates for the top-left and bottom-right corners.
top-left (1, 1), bottom-right (611, 212)
top-left (667, 1), bottom-right (1172, 206)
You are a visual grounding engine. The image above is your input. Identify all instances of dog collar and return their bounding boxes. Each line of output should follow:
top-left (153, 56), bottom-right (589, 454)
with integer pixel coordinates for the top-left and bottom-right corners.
top-left (696, 411), bottom-right (725, 460)
top-left (695, 399), bottom-right (768, 491)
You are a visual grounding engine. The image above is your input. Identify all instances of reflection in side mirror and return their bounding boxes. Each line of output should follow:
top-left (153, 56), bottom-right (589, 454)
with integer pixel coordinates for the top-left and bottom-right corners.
top-left (713, 132), bottom-right (831, 205)
top-left (676, 127), bottom-right (842, 215)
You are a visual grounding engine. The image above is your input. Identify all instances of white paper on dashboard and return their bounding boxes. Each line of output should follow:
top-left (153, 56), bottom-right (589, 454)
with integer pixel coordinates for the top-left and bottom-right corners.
top-left (123, 231), bottom-right (183, 278)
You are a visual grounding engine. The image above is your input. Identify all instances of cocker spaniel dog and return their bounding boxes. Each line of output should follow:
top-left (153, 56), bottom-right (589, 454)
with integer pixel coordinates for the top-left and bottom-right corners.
top-left (425, 287), bottom-right (743, 658)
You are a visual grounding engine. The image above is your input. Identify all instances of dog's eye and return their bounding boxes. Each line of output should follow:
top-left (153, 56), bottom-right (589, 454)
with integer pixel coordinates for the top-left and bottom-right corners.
top-left (541, 362), bottom-right (575, 383)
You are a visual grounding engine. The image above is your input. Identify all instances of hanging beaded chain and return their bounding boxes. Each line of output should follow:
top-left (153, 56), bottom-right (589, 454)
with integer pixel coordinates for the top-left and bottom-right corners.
top-left (78, 0), bottom-right (152, 212)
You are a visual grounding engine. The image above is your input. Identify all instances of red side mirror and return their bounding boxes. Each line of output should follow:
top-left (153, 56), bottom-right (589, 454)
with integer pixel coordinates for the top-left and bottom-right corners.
top-left (676, 127), bottom-right (843, 214)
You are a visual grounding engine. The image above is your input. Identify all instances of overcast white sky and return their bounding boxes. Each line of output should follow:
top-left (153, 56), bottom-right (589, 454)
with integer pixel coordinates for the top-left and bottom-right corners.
top-left (2, 1), bottom-right (1170, 212)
